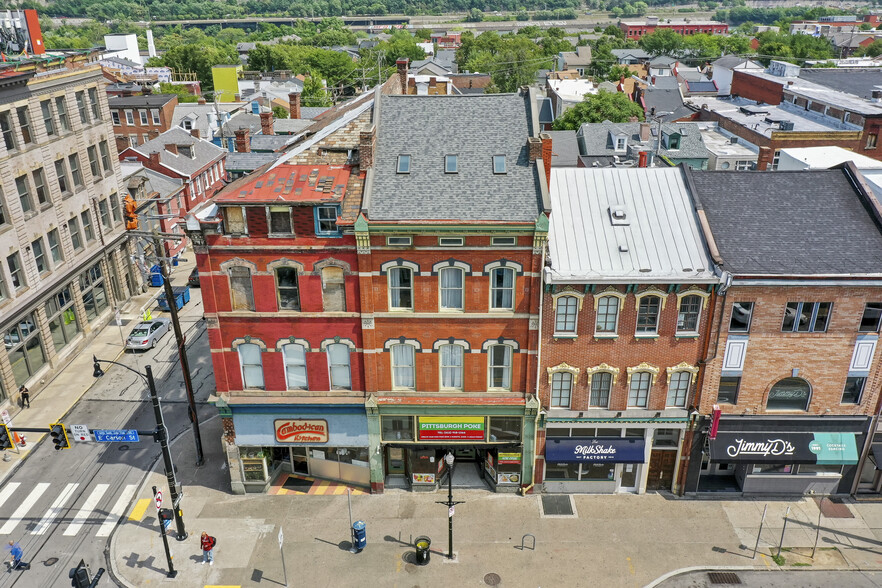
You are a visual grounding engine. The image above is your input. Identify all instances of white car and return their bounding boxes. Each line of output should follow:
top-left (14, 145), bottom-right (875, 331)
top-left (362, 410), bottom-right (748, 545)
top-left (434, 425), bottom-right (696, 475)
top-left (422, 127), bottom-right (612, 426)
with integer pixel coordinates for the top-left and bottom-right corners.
top-left (125, 318), bottom-right (172, 350)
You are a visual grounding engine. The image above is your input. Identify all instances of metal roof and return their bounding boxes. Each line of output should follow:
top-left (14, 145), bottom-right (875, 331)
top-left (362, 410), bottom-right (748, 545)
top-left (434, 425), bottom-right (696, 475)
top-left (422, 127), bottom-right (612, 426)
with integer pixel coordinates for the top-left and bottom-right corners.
top-left (547, 167), bottom-right (717, 284)
top-left (215, 163), bottom-right (349, 204)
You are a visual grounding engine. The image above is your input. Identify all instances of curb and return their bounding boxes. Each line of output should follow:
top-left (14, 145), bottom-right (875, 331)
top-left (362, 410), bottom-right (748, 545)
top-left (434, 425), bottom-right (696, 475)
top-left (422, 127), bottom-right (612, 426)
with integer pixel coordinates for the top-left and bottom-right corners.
top-left (643, 561), bottom-right (882, 588)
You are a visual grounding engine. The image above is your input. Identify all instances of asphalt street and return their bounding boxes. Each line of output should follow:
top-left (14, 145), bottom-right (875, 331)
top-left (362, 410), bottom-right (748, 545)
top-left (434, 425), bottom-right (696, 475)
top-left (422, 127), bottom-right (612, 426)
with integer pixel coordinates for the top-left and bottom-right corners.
top-left (0, 284), bottom-right (213, 588)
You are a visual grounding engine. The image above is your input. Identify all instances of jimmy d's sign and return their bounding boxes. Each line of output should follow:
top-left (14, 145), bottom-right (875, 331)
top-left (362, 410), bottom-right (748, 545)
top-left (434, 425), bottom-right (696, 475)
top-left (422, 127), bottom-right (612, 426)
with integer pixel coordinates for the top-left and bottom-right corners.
top-left (274, 419), bottom-right (329, 443)
top-left (417, 416), bottom-right (485, 441)
top-left (710, 432), bottom-right (858, 464)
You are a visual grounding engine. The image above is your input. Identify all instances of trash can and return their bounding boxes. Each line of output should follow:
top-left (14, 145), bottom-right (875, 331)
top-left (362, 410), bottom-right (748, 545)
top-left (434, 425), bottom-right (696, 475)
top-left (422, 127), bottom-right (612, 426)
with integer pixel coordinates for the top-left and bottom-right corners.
top-left (149, 265), bottom-right (163, 287)
top-left (351, 520), bottom-right (367, 553)
top-left (415, 536), bottom-right (431, 565)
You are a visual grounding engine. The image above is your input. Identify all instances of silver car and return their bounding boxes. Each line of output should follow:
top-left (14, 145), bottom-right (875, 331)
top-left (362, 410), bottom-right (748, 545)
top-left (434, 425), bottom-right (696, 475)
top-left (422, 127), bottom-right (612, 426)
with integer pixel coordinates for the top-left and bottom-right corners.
top-left (125, 318), bottom-right (171, 350)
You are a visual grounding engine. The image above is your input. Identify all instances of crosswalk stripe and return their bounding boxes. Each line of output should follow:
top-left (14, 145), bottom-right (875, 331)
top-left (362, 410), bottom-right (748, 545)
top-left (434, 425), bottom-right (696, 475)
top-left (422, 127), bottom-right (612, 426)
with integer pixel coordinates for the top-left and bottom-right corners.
top-left (129, 498), bottom-right (150, 522)
top-left (63, 483), bottom-right (109, 536)
top-left (96, 484), bottom-right (138, 537)
top-left (32, 483), bottom-right (79, 536)
top-left (0, 483), bottom-right (20, 510)
top-left (0, 483), bottom-right (49, 534)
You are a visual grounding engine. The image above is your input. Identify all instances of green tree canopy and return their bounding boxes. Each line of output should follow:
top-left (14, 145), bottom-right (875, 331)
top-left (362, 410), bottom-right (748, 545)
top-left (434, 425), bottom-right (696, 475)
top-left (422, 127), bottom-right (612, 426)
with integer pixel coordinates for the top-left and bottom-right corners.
top-left (552, 90), bottom-right (645, 130)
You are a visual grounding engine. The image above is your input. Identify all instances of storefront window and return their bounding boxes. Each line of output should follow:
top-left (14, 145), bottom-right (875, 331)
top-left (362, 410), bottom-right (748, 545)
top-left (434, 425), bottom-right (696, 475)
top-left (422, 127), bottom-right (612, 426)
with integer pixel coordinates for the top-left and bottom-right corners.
top-left (382, 416), bottom-right (414, 441)
top-left (546, 428), bottom-right (569, 438)
top-left (797, 464), bottom-right (842, 475)
top-left (653, 429), bottom-right (679, 447)
top-left (751, 464), bottom-right (793, 475)
top-left (45, 286), bottom-right (81, 352)
top-left (581, 463), bottom-right (615, 481)
top-left (79, 262), bottom-right (108, 322)
top-left (4, 313), bottom-right (46, 386)
top-left (488, 417), bottom-right (521, 442)
top-left (545, 462), bottom-right (580, 480)
top-left (766, 378), bottom-right (811, 411)
top-left (335, 447), bottom-right (370, 466)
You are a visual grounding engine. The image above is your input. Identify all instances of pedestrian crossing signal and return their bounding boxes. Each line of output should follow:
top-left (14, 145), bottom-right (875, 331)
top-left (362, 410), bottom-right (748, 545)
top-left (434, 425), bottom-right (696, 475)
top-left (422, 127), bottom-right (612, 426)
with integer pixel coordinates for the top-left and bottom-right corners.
top-left (0, 424), bottom-right (10, 450)
top-left (124, 195), bottom-right (138, 230)
top-left (49, 423), bottom-right (70, 450)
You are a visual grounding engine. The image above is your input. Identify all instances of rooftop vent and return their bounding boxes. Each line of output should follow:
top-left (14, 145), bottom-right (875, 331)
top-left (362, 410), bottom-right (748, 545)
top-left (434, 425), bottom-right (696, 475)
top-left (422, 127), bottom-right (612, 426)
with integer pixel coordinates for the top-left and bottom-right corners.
top-left (729, 136), bottom-right (739, 144)
top-left (608, 206), bottom-right (630, 226)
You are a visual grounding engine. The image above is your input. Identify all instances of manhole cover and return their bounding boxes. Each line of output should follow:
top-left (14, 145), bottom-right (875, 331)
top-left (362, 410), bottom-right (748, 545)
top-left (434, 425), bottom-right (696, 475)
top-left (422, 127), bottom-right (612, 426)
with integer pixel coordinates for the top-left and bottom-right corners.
top-left (118, 445), bottom-right (130, 451)
top-left (484, 572), bottom-right (501, 586)
top-left (541, 495), bottom-right (574, 516)
top-left (708, 572), bottom-right (742, 584)
top-left (44, 557), bottom-right (58, 566)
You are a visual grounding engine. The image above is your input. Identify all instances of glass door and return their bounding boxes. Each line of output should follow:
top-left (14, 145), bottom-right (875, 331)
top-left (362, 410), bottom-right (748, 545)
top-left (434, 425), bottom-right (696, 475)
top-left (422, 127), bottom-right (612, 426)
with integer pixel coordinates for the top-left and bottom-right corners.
top-left (617, 463), bottom-right (639, 493)
top-left (386, 447), bottom-right (406, 475)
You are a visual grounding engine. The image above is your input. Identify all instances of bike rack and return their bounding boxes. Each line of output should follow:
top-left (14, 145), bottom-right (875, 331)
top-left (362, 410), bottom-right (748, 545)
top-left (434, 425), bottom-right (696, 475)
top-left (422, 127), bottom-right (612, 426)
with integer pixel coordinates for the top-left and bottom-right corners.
top-left (518, 533), bottom-right (536, 551)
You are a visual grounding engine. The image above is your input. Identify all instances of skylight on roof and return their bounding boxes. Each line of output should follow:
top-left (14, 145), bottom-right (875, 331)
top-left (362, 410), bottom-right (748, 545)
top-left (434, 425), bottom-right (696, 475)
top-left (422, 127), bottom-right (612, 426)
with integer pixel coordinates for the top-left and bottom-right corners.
top-left (493, 155), bottom-right (506, 174)
top-left (445, 154), bottom-right (458, 174)
top-left (397, 154), bottom-right (411, 174)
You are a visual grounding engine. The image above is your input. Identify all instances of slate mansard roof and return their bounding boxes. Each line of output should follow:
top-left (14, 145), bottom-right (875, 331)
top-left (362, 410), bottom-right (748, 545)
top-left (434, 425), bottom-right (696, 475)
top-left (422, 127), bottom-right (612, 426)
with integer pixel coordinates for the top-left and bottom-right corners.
top-left (686, 167), bottom-right (882, 276)
top-left (368, 93), bottom-right (543, 222)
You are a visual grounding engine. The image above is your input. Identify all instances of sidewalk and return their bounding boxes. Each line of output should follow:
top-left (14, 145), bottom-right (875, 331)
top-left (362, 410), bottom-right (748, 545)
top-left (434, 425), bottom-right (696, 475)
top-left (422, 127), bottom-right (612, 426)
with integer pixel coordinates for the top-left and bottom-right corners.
top-left (0, 256), bottom-right (196, 482)
top-left (111, 416), bottom-right (882, 588)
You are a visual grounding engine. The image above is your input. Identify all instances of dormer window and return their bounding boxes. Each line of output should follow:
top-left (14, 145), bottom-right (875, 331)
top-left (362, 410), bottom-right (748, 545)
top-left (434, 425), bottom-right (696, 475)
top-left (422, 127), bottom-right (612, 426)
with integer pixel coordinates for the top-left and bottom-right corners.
top-left (445, 154), bottom-right (458, 173)
top-left (663, 132), bottom-right (681, 150)
top-left (397, 154), bottom-right (411, 174)
top-left (178, 145), bottom-right (193, 158)
top-left (614, 136), bottom-right (627, 152)
top-left (493, 155), bottom-right (506, 174)
top-left (182, 119), bottom-right (193, 131)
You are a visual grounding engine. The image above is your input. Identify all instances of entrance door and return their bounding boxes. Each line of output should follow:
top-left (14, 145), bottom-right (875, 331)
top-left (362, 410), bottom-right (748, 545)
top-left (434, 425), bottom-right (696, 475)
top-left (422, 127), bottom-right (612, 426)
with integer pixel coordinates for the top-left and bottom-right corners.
top-left (647, 449), bottom-right (677, 491)
top-left (386, 447), bottom-right (406, 475)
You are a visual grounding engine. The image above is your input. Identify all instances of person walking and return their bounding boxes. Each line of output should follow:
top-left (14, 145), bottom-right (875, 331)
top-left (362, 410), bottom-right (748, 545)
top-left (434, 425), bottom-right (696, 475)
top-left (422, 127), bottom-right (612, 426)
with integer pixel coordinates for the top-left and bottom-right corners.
top-left (17, 386), bottom-right (29, 409)
top-left (200, 532), bottom-right (216, 566)
top-left (6, 541), bottom-right (29, 571)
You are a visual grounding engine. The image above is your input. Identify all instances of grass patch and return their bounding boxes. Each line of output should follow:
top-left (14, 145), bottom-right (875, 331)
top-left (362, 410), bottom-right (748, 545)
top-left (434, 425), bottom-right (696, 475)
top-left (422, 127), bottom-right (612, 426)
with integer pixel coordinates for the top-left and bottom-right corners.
top-left (792, 562), bottom-right (812, 567)
top-left (771, 554), bottom-right (786, 566)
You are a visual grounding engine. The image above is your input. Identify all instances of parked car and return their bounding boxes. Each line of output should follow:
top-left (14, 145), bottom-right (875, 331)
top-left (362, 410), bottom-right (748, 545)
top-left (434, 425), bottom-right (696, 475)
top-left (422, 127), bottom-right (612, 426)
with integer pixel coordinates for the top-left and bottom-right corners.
top-left (188, 268), bottom-right (200, 287)
top-left (125, 318), bottom-right (171, 351)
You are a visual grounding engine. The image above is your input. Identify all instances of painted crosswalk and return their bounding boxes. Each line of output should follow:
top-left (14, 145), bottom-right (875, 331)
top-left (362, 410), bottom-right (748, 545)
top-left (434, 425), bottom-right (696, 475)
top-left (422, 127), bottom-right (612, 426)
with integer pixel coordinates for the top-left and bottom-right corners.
top-left (0, 481), bottom-right (143, 538)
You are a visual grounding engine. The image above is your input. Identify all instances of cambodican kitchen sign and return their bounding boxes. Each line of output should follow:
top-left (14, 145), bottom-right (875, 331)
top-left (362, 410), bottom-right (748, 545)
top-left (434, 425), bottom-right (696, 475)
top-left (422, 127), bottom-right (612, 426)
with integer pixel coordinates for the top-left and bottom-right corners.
top-left (417, 417), bottom-right (485, 441)
top-left (709, 432), bottom-right (858, 464)
top-left (545, 438), bottom-right (646, 463)
top-left (274, 419), bottom-right (329, 443)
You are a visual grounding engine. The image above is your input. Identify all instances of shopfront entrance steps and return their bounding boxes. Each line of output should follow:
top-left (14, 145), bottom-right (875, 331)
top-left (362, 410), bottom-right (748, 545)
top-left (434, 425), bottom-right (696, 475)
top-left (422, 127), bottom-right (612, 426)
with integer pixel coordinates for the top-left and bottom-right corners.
top-left (269, 473), bottom-right (369, 496)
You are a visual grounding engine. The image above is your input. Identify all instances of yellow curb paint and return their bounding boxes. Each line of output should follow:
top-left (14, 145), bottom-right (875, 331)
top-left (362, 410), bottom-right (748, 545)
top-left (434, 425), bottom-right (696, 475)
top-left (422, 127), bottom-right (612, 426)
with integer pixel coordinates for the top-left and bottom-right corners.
top-left (760, 553), bottom-right (771, 569)
top-left (626, 556), bottom-right (635, 575)
top-left (129, 498), bottom-right (151, 521)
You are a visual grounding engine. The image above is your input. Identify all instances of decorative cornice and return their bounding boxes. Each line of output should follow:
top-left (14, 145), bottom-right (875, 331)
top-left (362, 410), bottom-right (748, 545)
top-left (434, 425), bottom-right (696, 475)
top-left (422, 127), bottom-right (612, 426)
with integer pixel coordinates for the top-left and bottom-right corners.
top-left (626, 362), bottom-right (660, 386)
top-left (585, 363), bottom-right (620, 386)
top-left (666, 362), bottom-right (699, 385)
top-left (546, 362), bottom-right (580, 385)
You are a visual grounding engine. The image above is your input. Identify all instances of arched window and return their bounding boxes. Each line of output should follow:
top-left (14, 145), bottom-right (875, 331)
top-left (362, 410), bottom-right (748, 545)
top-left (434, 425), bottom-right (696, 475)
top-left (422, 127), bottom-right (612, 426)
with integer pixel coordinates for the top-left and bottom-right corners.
top-left (490, 267), bottom-right (514, 310)
top-left (555, 295), bottom-right (578, 334)
top-left (388, 267), bottom-right (413, 310)
top-left (327, 343), bottom-right (351, 390)
top-left (677, 294), bottom-right (703, 333)
top-left (439, 267), bottom-right (464, 310)
top-left (229, 266), bottom-right (254, 311)
top-left (439, 344), bottom-right (464, 389)
top-left (237, 343), bottom-right (263, 389)
top-left (767, 377), bottom-right (811, 411)
top-left (628, 372), bottom-right (652, 408)
top-left (391, 344), bottom-right (415, 389)
top-left (550, 372), bottom-right (573, 408)
top-left (488, 344), bottom-right (513, 389)
top-left (282, 343), bottom-right (307, 390)
top-left (589, 372), bottom-right (612, 408)
top-left (667, 371), bottom-right (691, 407)
top-left (596, 295), bottom-right (620, 334)
top-left (321, 266), bottom-right (346, 311)
top-left (636, 295), bottom-right (661, 334)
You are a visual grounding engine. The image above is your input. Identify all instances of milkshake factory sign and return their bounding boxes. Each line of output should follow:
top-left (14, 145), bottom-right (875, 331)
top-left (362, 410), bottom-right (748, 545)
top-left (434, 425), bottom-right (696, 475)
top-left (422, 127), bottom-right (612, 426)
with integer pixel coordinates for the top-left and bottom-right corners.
top-left (545, 437), bottom-right (646, 463)
top-left (274, 419), bottom-right (329, 443)
top-left (417, 416), bottom-right (485, 441)
top-left (710, 432), bottom-right (858, 464)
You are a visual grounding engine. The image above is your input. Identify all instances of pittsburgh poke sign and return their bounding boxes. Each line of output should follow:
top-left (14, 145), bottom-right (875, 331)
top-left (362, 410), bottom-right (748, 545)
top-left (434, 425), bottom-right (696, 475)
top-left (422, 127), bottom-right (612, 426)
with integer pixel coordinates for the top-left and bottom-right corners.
top-left (274, 419), bottom-right (329, 443)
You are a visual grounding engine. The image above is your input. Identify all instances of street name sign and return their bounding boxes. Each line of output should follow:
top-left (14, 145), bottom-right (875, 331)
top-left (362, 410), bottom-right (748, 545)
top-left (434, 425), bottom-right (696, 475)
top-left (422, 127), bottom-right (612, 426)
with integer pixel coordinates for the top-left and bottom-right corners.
top-left (94, 429), bottom-right (140, 442)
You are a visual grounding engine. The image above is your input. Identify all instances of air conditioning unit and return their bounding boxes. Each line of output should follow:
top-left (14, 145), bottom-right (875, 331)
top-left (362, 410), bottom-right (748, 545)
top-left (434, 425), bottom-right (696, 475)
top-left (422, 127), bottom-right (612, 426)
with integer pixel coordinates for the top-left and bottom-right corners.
top-left (779, 121), bottom-right (794, 131)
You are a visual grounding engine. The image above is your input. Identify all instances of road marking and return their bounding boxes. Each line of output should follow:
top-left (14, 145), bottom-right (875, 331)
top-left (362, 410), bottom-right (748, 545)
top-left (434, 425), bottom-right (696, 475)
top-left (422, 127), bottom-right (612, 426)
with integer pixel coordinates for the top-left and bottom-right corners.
top-left (0, 483), bottom-right (49, 534)
top-left (129, 498), bottom-right (151, 521)
top-left (32, 483), bottom-right (79, 536)
top-left (0, 483), bottom-right (20, 510)
top-left (63, 483), bottom-right (109, 536)
top-left (96, 484), bottom-right (138, 537)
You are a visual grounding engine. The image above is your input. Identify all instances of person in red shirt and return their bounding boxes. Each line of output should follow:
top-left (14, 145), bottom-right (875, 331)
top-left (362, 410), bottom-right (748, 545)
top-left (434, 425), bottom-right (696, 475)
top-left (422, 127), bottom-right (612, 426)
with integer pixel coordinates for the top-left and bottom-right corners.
top-left (200, 532), bottom-right (216, 565)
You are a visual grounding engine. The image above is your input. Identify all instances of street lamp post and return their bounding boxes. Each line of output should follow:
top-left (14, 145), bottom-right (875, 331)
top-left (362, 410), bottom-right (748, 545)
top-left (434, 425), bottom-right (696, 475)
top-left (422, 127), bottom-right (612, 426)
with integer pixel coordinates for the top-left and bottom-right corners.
top-left (92, 356), bottom-right (188, 541)
top-left (436, 452), bottom-right (464, 560)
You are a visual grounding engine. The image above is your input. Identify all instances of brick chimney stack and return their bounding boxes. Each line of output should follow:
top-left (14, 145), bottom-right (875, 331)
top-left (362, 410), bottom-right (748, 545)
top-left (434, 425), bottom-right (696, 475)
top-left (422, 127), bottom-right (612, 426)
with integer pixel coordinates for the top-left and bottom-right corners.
top-left (234, 128), bottom-right (250, 153)
top-left (396, 58), bottom-right (409, 94)
top-left (639, 122), bottom-right (651, 142)
top-left (148, 152), bottom-right (160, 167)
top-left (359, 129), bottom-right (375, 169)
top-left (528, 137), bottom-right (542, 162)
top-left (165, 143), bottom-right (178, 155)
top-left (259, 111), bottom-right (274, 135)
top-left (190, 129), bottom-right (201, 139)
top-left (289, 92), bottom-right (301, 119)
top-left (540, 132), bottom-right (552, 189)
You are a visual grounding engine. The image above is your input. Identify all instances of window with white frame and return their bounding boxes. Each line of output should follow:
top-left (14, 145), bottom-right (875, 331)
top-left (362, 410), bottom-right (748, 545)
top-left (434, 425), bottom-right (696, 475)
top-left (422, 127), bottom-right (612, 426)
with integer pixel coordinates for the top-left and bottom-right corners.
top-left (125, 110), bottom-right (134, 125)
top-left (391, 344), bottom-right (415, 389)
top-left (282, 343), bottom-right (308, 389)
top-left (677, 295), bottom-right (702, 333)
top-left (860, 303), bottom-right (882, 332)
top-left (388, 267), bottom-right (413, 310)
top-left (440, 344), bottom-right (463, 389)
top-left (439, 267), bottom-right (463, 310)
top-left (589, 372), bottom-right (612, 408)
top-left (636, 295), bottom-right (661, 334)
top-left (550, 372), bottom-right (572, 408)
top-left (488, 344), bottom-right (512, 390)
top-left (555, 295), bottom-right (578, 334)
top-left (729, 302), bottom-right (754, 332)
top-left (238, 343), bottom-right (264, 389)
top-left (151, 109), bottom-right (160, 124)
top-left (490, 267), bottom-right (514, 309)
top-left (667, 371), bottom-right (690, 407)
top-left (139, 110), bottom-right (148, 125)
top-left (327, 343), bottom-right (351, 390)
top-left (628, 372), bottom-right (652, 408)
top-left (596, 295), bottom-right (620, 334)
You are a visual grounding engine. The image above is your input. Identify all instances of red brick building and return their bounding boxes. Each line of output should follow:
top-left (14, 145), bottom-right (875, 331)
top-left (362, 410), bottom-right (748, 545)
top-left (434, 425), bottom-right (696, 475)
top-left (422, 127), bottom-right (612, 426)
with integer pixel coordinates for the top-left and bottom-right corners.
top-left (539, 167), bottom-right (719, 495)
top-left (109, 93), bottom-right (177, 151)
top-left (682, 165), bottom-right (882, 497)
top-left (620, 17), bottom-right (728, 40)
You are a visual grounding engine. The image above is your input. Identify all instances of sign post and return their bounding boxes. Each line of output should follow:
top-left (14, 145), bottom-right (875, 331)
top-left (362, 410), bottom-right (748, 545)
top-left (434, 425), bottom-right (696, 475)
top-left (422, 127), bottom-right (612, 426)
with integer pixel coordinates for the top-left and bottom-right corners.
top-left (278, 527), bottom-right (287, 588)
top-left (152, 486), bottom-right (176, 578)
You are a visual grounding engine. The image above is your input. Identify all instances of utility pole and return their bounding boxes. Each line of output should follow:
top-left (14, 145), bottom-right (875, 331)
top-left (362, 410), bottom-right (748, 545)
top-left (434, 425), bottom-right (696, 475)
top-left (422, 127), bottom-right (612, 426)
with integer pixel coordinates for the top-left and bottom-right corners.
top-left (152, 233), bottom-right (205, 466)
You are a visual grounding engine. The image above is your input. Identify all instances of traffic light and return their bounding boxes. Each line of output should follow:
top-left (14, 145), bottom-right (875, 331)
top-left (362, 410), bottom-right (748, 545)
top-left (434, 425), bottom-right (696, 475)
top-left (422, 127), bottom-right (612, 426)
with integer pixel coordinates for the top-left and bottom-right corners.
top-left (0, 424), bottom-right (11, 450)
top-left (124, 195), bottom-right (138, 230)
top-left (49, 423), bottom-right (70, 451)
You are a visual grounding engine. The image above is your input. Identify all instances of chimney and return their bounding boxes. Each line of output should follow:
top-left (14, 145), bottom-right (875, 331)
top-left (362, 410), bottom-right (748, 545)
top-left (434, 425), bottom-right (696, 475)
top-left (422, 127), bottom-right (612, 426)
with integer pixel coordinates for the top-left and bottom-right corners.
top-left (289, 92), bottom-right (301, 119)
top-left (234, 93), bottom-right (241, 102)
top-left (197, 97), bottom-right (207, 105)
top-left (396, 58), bottom-right (409, 94)
top-left (540, 132), bottom-right (552, 189)
top-left (149, 152), bottom-right (160, 167)
top-left (638, 151), bottom-right (648, 168)
top-left (359, 129), bottom-right (375, 169)
top-left (528, 137), bottom-right (542, 162)
top-left (165, 143), bottom-right (178, 155)
top-left (260, 111), bottom-right (274, 135)
top-left (639, 122), bottom-right (651, 142)
top-left (190, 129), bottom-right (201, 139)
top-left (234, 128), bottom-right (250, 153)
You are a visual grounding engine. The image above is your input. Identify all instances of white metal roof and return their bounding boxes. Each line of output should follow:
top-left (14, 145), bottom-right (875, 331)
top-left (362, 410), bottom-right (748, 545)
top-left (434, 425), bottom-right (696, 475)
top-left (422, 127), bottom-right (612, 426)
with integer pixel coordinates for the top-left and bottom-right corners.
top-left (547, 167), bottom-right (718, 284)
top-left (776, 146), bottom-right (882, 170)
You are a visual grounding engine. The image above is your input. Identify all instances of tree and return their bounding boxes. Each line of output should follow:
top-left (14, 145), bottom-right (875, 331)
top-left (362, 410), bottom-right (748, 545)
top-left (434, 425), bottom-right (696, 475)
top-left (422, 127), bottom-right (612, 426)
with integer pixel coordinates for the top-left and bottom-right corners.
top-left (301, 71), bottom-right (332, 107)
top-left (639, 28), bottom-right (686, 56)
top-left (857, 39), bottom-right (882, 57)
top-left (158, 82), bottom-right (199, 103)
top-left (272, 105), bottom-right (289, 119)
top-left (552, 90), bottom-right (644, 130)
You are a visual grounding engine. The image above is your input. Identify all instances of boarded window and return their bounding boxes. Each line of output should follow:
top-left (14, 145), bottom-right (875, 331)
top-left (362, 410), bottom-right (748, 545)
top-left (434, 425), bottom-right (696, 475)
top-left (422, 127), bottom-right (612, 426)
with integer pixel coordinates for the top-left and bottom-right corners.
top-left (224, 207), bottom-right (246, 234)
top-left (321, 266), bottom-right (346, 311)
top-left (229, 267), bottom-right (254, 310)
